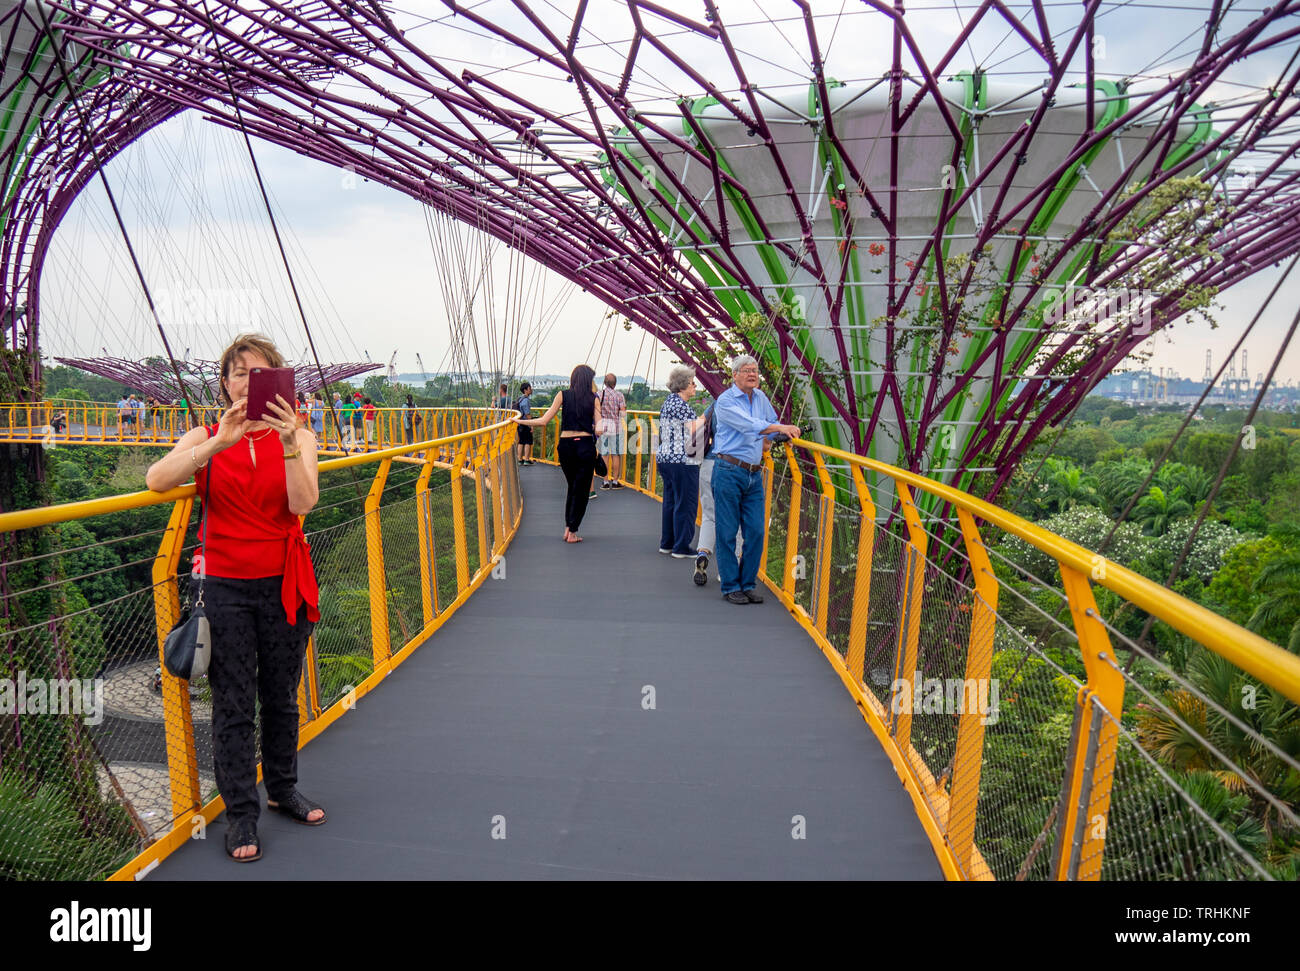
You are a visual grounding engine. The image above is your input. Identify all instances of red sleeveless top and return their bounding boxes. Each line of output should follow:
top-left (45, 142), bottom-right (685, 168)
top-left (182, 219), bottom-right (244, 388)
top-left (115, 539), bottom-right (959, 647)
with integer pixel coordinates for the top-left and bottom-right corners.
top-left (193, 424), bottom-right (320, 625)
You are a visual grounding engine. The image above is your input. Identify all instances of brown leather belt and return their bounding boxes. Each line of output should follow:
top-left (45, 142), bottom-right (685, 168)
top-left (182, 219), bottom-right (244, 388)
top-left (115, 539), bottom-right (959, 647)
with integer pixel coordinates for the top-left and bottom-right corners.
top-left (715, 453), bottom-right (760, 473)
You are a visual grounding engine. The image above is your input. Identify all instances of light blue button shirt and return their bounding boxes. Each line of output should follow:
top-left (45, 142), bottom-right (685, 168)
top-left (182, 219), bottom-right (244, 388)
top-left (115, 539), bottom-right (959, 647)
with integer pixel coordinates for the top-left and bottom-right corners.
top-left (713, 384), bottom-right (778, 465)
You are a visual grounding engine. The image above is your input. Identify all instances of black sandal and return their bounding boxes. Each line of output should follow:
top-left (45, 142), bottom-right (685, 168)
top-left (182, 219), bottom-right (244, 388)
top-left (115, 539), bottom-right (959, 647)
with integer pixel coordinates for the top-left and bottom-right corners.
top-left (267, 790), bottom-right (327, 826)
top-left (225, 818), bottom-right (262, 862)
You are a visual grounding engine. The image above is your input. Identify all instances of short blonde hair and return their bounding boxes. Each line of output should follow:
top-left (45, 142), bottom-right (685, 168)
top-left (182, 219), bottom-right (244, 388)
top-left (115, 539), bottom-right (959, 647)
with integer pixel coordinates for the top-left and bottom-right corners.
top-left (217, 333), bottom-right (285, 405)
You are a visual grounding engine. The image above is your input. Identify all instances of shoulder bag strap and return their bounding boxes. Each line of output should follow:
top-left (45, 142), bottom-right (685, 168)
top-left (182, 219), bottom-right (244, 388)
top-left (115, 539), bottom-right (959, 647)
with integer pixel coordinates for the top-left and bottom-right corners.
top-left (195, 426), bottom-right (214, 609)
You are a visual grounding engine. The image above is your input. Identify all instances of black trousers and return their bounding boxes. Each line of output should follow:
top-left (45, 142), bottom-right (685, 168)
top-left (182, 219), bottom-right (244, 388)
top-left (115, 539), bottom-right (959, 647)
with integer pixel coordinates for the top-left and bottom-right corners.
top-left (556, 436), bottom-right (597, 532)
top-left (205, 576), bottom-right (314, 824)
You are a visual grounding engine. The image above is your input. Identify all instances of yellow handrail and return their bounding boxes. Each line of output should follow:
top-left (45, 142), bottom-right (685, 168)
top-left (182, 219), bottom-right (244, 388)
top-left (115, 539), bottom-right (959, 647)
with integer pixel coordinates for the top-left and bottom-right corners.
top-left (537, 406), bottom-right (1298, 881)
top-left (5, 396), bottom-right (1292, 882)
top-left (800, 438), bottom-right (1300, 707)
top-left (0, 400), bottom-right (510, 457)
top-left (0, 413), bottom-right (518, 533)
top-left (0, 408), bottom-right (520, 882)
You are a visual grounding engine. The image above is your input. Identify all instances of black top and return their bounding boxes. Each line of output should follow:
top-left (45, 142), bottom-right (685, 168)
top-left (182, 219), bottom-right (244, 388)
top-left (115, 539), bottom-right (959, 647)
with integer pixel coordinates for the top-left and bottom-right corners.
top-left (560, 389), bottom-right (595, 435)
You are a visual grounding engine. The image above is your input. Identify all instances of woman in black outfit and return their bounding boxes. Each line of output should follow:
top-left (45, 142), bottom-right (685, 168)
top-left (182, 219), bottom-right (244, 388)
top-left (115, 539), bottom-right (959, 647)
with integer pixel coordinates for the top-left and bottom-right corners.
top-left (514, 364), bottom-right (601, 543)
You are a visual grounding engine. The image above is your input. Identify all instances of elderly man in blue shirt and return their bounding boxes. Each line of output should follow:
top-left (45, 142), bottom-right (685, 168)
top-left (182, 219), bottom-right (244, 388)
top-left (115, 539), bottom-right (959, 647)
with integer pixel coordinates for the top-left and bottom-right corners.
top-left (712, 355), bottom-right (801, 604)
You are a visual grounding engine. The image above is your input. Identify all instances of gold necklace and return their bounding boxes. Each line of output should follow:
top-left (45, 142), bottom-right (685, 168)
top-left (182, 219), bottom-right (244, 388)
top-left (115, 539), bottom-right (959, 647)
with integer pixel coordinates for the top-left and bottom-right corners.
top-left (247, 426), bottom-right (275, 466)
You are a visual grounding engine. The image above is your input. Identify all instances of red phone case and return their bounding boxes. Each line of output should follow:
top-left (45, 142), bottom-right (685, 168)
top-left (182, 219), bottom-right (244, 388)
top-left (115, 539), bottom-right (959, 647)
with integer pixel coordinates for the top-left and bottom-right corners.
top-left (246, 367), bottom-right (295, 422)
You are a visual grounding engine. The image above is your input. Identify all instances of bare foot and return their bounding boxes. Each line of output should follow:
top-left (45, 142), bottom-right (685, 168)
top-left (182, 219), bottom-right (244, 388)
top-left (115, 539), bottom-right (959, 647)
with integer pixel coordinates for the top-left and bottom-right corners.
top-left (566, 533), bottom-right (583, 543)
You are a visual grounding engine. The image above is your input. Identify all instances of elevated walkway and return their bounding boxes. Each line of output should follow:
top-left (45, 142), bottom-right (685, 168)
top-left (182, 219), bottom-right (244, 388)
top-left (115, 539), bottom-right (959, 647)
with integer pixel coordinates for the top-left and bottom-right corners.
top-left (149, 466), bottom-right (940, 879)
top-left (3, 407), bottom-right (1296, 881)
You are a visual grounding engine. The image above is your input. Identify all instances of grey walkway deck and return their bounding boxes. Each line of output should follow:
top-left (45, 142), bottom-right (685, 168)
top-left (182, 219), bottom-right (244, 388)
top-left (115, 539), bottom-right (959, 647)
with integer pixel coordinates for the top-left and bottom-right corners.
top-left (151, 466), bottom-right (941, 880)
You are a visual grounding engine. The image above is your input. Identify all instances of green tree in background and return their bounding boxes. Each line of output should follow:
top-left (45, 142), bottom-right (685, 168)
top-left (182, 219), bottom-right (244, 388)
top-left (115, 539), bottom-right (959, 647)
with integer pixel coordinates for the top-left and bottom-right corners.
top-left (1136, 485), bottom-right (1192, 536)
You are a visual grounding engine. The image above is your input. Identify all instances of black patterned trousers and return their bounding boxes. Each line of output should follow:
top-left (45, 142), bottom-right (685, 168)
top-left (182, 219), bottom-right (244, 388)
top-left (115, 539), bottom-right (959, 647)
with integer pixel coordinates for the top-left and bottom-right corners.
top-left (204, 575), bottom-right (314, 825)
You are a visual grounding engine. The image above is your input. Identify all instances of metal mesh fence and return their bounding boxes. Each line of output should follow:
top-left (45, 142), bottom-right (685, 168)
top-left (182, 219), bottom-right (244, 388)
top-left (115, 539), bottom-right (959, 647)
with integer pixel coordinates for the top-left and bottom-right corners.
top-left (1088, 701), bottom-right (1271, 880)
top-left (772, 456), bottom-right (1296, 883)
top-left (4, 409), bottom-right (1294, 881)
top-left (303, 511), bottom-right (375, 711)
top-left (764, 469), bottom-right (793, 585)
top-left (863, 525), bottom-right (909, 710)
top-left (821, 501), bottom-right (864, 664)
top-left (379, 494), bottom-right (425, 651)
top-left (967, 620), bottom-right (1077, 880)
top-left (1, 543), bottom-right (207, 879)
top-left (425, 472), bottom-right (462, 614)
top-left (789, 480), bottom-right (821, 618)
top-left (0, 412), bottom-right (517, 881)
top-left (903, 561), bottom-right (971, 825)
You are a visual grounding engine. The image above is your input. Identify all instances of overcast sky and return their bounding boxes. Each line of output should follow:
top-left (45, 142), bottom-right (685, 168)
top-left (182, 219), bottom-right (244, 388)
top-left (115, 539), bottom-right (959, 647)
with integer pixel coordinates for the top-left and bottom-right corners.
top-left (33, 0), bottom-right (1300, 388)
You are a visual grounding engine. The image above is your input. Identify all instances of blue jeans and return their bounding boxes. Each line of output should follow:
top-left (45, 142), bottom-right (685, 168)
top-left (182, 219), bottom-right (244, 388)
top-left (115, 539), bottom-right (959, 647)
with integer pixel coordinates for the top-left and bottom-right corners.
top-left (658, 460), bottom-right (699, 554)
top-left (712, 459), bottom-right (765, 594)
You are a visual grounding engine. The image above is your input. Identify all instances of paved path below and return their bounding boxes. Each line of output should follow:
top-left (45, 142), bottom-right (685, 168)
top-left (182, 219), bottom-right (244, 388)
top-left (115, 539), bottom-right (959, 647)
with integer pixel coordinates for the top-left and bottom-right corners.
top-left (150, 466), bottom-right (941, 879)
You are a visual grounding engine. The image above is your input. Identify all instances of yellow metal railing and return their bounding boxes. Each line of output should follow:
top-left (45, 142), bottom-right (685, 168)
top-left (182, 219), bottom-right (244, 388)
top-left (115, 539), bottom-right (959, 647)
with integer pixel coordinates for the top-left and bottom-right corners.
top-left (5, 397), bottom-right (1297, 881)
top-left (0, 399), bottom-right (500, 454)
top-left (0, 409), bottom-right (520, 881)
top-left (532, 407), bottom-right (1300, 881)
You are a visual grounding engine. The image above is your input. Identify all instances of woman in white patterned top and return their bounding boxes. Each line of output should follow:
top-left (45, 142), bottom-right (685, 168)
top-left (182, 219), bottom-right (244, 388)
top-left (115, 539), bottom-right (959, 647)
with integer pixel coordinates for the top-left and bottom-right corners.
top-left (655, 365), bottom-right (707, 557)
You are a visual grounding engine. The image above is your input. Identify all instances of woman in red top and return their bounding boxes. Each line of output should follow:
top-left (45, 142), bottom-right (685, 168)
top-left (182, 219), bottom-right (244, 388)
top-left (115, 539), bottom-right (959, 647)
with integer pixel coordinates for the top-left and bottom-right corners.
top-left (146, 333), bottom-right (323, 863)
top-left (362, 397), bottom-right (376, 445)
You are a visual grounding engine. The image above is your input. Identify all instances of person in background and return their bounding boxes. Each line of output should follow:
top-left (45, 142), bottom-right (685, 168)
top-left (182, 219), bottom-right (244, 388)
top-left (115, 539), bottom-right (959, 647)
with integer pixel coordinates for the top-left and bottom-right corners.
top-left (655, 365), bottom-right (707, 558)
top-left (144, 332), bottom-right (323, 863)
top-left (597, 373), bottom-right (627, 490)
top-left (402, 393), bottom-right (418, 444)
top-left (514, 382), bottom-right (534, 465)
top-left (693, 398), bottom-right (720, 586)
top-left (497, 382), bottom-right (510, 410)
top-left (122, 395), bottom-right (139, 436)
top-left (362, 397), bottom-right (377, 445)
top-left (116, 395), bottom-right (130, 437)
top-left (712, 355), bottom-right (801, 605)
top-left (513, 365), bottom-right (601, 542)
top-left (329, 393), bottom-right (344, 447)
top-left (339, 395), bottom-right (357, 448)
top-left (350, 393), bottom-right (364, 447)
top-left (309, 394), bottom-right (324, 438)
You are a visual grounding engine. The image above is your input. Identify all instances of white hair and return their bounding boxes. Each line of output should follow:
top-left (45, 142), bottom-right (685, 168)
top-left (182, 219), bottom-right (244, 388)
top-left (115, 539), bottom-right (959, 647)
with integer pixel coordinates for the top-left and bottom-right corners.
top-left (730, 354), bottom-right (758, 373)
top-left (666, 364), bottom-right (696, 393)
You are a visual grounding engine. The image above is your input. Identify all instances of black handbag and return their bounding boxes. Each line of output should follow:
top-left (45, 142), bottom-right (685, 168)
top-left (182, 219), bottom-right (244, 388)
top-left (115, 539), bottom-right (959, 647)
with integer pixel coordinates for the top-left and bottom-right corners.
top-left (591, 391), bottom-right (608, 477)
top-left (164, 432), bottom-right (213, 681)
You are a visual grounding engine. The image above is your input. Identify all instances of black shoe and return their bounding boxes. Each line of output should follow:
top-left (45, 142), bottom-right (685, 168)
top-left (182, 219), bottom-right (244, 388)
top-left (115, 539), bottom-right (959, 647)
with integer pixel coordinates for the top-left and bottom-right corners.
top-left (743, 589), bottom-right (765, 604)
top-left (600, 481), bottom-right (613, 490)
top-left (693, 553), bottom-right (709, 586)
top-left (670, 549), bottom-right (697, 559)
top-left (724, 591), bottom-right (750, 605)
